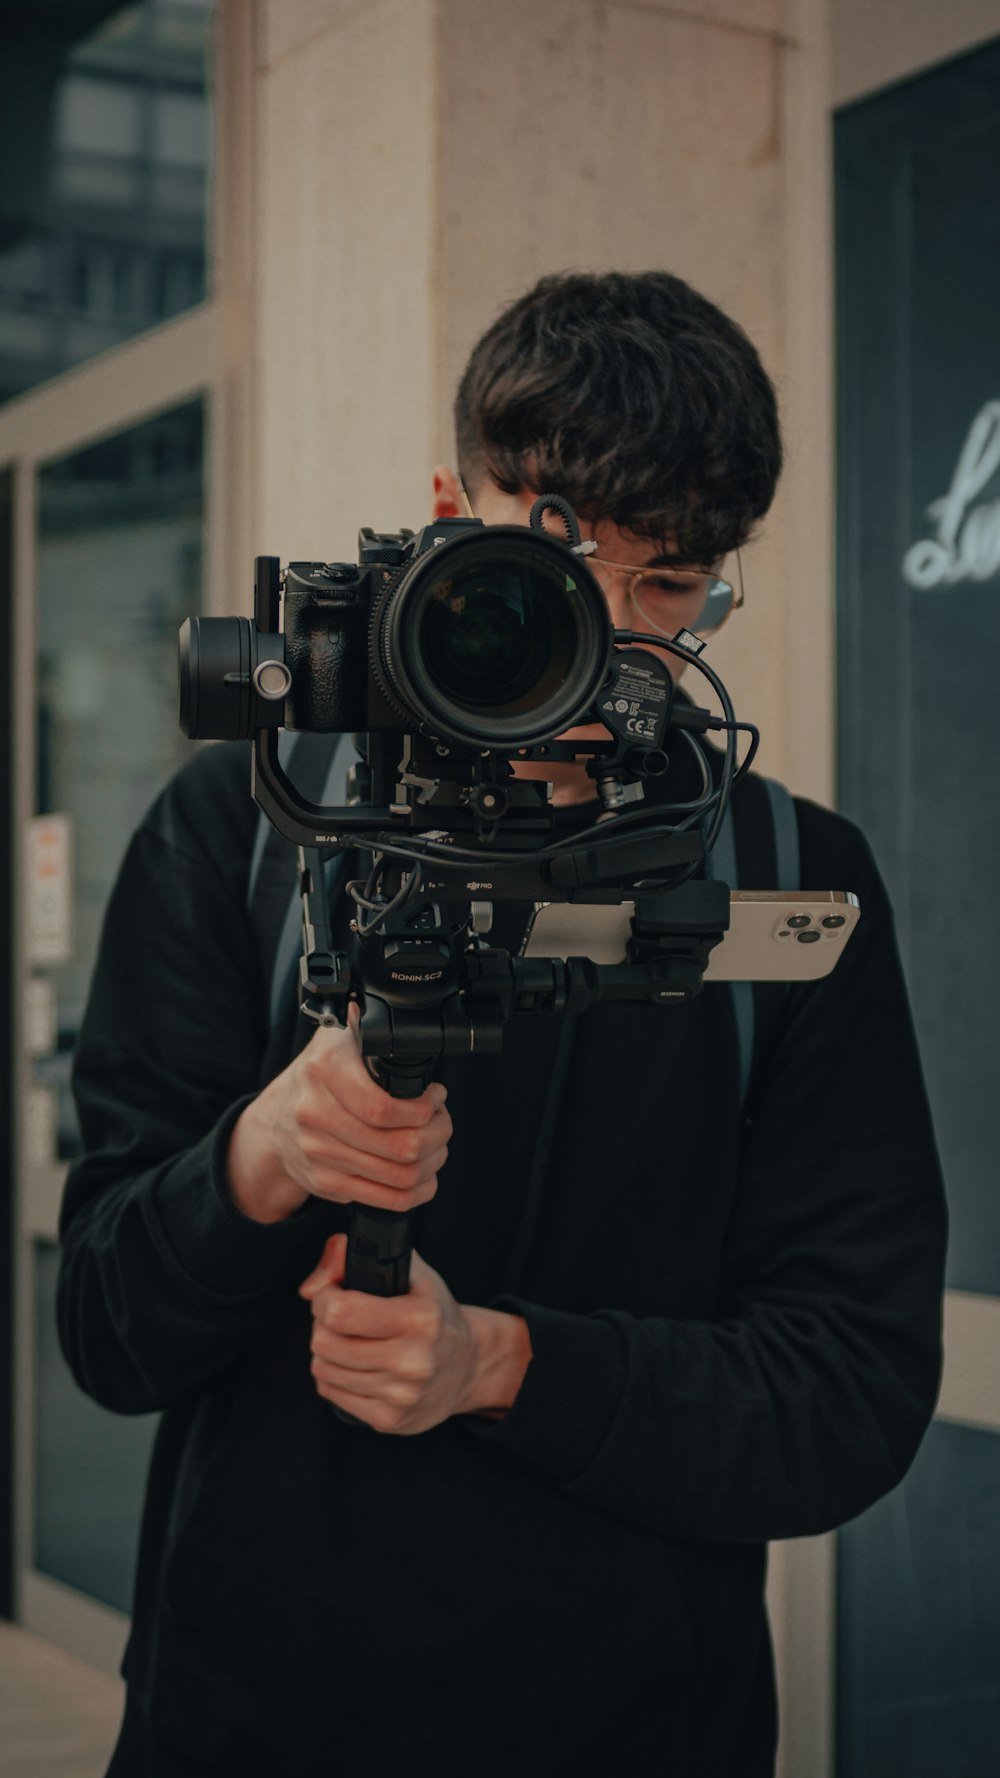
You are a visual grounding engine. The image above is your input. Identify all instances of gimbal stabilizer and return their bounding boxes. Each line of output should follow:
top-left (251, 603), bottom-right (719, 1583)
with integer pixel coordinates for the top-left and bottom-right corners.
top-left (181, 496), bottom-right (760, 1300)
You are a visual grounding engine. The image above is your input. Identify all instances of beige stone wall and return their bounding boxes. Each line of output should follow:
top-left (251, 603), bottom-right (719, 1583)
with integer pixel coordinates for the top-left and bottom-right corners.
top-left (252, 0), bottom-right (438, 554)
top-left (433, 0), bottom-right (833, 800)
top-left (833, 0), bottom-right (1000, 105)
top-left (226, 0), bottom-right (833, 793)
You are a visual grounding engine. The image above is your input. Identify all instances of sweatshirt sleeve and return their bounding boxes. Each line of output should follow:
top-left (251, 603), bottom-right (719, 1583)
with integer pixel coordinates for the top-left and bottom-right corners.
top-left (57, 751), bottom-right (327, 1415)
top-left (465, 824), bottom-right (948, 1544)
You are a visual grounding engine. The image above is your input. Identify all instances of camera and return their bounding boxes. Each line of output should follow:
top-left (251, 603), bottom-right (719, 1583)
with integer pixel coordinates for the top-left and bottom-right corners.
top-left (179, 512), bottom-right (622, 745)
top-left (178, 507), bottom-right (697, 856)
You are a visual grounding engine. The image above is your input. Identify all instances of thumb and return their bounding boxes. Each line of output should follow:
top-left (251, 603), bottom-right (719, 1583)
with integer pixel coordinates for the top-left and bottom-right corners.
top-left (299, 1232), bottom-right (347, 1298)
top-left (406, 1250), bottom-right (440, 1297)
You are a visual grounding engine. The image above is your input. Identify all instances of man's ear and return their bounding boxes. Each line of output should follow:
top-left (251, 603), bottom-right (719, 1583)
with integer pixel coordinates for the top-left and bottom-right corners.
top-left (432, 464), bottom-right (465, 519)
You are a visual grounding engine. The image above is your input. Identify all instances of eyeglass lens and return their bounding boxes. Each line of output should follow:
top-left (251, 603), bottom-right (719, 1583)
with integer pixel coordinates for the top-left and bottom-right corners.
top-left (632, 573), bottom-right (734, 636)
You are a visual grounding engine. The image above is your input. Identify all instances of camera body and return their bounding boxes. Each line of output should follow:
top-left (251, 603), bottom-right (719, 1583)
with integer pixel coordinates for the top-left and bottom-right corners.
top-left (280, 523), bottom-right (468, 739)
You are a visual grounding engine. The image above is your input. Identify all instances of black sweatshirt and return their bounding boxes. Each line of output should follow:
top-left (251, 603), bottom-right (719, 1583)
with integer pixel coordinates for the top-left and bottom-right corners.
top-left (58, 740), bottom-right (947, 1778)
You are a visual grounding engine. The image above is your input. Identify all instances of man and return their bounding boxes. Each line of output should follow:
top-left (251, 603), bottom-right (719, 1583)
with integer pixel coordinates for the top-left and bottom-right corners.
top-left (59, 271), bottom-right (946, 1777)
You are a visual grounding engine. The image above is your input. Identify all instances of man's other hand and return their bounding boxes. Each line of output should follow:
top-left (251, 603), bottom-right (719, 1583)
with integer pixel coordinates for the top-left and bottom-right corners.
top-left (226, 1003), bottom-right (452, 1224)
top-left (300, 1235), bottom-right (533, 1434)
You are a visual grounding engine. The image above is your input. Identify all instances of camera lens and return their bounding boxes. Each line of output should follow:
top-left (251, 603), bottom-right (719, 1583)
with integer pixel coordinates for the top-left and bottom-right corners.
top-left (821, 915), bottom-right (846, 929)
top-left (786, 914), bottom-right (811, 929)
top-left (435, 589), bottom-right (525, 688)
top-left (377, 528), bottom-right (612, 746)
top-left (796, 929), bottom-right (821, 944)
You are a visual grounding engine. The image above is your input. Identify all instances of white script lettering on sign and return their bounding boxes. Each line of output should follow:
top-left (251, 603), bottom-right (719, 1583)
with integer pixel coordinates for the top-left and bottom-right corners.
top-left (902, 400), bottom-right (1000, 589)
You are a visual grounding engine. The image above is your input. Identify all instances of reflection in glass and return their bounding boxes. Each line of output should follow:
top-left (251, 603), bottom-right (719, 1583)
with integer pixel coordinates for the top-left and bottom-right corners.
top-left (837, 1419), bottom-right (1000, 1777)
top-left (35, 399), bottom-right (204, 1158)
top-left (835, 43), bottom-right (1000, 1295)
top-left (0, 0), bottom-right (214, 406)
top-left (34, 1242), bottom-right (157, 1615)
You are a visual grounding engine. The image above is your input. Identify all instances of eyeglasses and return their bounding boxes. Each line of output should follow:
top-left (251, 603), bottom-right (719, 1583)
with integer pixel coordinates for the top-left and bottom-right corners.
top-left (586, 555), bottom-right (743, 638)
top-left (455, 477), bottom-right (744, 638)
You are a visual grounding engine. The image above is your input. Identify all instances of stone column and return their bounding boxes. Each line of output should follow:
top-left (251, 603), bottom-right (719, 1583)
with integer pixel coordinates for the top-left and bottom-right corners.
top-left (216, 6), bottom-right (836, 1762)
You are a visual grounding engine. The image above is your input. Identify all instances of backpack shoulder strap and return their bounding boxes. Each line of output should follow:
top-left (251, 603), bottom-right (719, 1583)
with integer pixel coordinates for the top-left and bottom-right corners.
top-left (761, 775), bottom-right (800, 890)
top-left (706, 774), bottom-right (799, 1107)
top-left (247, 731), bottom-right (355, 1030)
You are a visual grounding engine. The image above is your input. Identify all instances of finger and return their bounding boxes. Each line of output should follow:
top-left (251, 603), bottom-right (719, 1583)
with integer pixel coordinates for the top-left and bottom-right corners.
top-left (313, 1376), bottom-right (389, 1428)
top-left (406, 1250), bottom-right (438, 1291)
top-left (312, 1372), bottom-right (418, 1435)
top-left (310, 1327), bottom-right (416, 1371)
top-left (303, 1023), bottom-right (446, 1121)
top-left (299, 1233), bottom-right (347, 1299)
top-left (311, 1332), bottom-right (387, 1371)
top-left (313, 1143), bottom-right (450, 1202)
top-left (313, 1287), bottom-right (418, 1340)
top-left (338, 1011), bottom-right (449, 1119)
top-left (306, 1168), bottom-right (440, 1215)
top-left (311, 1356), bottom-right (394, 1398)
top-left (298, 1109), bottom-right (452, 1177)
top-left (314, 1044), bottom-right (448, 1133)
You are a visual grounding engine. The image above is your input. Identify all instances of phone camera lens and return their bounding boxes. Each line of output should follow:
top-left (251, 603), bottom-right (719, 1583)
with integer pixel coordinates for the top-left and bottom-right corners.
top-left (786, 914), bottom-right (811, 929)
top-left (821, 915), bottom-right (846, 929)
top-left (796, 930), bottom-right (821, 944)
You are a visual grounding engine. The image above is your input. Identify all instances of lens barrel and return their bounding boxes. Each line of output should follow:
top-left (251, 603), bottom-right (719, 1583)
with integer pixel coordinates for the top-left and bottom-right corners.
top-left (179, 615), bottom-right (287, 739)
top-left (374, 526), bottom-right (612, 746)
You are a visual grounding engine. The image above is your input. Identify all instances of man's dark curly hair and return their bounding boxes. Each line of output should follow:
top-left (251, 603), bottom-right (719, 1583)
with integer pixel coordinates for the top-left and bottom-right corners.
top-left (454, 270), bottom-right (782, 564)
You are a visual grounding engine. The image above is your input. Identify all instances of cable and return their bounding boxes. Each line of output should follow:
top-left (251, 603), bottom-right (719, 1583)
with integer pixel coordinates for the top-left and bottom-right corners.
top-left (343, 740), bottom-right (727, 875)
top-left (336, 630), bottom-right (750, 888)
top-left (528, 494), bottom-right (581, 547)
top-left (729, 723), bottom-right (760, 786)
top-left (346, 858), bottom-right (424, 936)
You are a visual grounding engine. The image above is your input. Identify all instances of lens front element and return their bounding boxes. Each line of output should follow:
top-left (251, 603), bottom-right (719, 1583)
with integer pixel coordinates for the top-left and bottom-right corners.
top-left (378, 529), bottom-right (612, 746)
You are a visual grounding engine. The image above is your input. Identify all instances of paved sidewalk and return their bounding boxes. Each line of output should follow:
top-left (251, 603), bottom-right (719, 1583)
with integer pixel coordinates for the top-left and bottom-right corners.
top-left (0, 1623), bottom-right (122, 1778)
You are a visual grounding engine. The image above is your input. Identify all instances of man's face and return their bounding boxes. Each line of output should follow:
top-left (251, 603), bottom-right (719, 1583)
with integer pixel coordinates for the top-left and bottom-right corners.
top-left (463, 479), bottom-right (711, 678)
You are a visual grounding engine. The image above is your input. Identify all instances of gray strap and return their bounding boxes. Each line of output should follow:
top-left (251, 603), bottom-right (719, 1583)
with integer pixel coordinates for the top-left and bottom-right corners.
top-left (706, 779), bottom-right (799, 1109)
top-left (246, 730), bottom-right (297, 911)
top-left (764, 775), bottom-right (800, 889)
top-left (704, 805), bottom-right (737, 890)
top-left (268, 738), bottom-right (356, 1030)
top-left (706, 807), bottom-right (754, 1109)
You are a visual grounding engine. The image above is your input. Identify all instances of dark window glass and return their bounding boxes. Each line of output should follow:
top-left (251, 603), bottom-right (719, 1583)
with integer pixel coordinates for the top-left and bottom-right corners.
top-left (33, 1242), bottom-right (157, 1614)
top-left (837, 1419), bottom-right (1000, 1777)
top-left (34, 399), bottom-right (204, 1161)
top-left (0, 1), bottom-right (214, 407)
top-left (836, 40), bottom-right (1000, 1298)
top-left (835, 36), bottom-right (1000, 1778)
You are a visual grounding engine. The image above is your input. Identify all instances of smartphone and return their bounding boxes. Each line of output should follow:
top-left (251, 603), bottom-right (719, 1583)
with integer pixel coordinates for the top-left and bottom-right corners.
top-left (521, 891), bottom-right (860, 982)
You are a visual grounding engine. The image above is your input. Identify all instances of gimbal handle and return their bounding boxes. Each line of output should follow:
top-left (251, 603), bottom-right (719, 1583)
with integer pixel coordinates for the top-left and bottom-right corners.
top-left (297, 846), bottom-right (430, 1299)
top-left (345, 1054), bottom-right (435, 1297)
top-left (344, 1202), bottom-right (416, 1296)
top-left (330, 1056), bottom-right (431, 1430)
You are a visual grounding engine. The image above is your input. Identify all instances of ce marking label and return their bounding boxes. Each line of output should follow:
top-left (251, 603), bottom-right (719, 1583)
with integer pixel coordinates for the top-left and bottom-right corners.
top-left (626, 716), bottom-right (656, 736)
